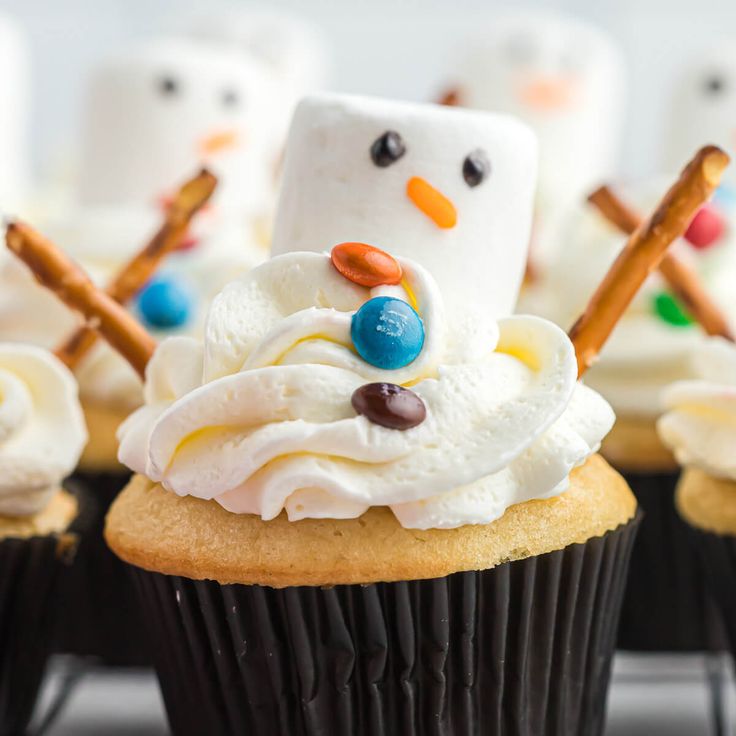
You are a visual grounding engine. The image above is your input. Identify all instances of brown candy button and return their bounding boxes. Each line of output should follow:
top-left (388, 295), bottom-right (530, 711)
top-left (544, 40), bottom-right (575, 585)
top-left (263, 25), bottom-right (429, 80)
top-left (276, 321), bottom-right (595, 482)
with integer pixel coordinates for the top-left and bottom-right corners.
top-left (331, 242), bottom-right (403, 288)
top-left (351, 382), bottom-right (426, 430)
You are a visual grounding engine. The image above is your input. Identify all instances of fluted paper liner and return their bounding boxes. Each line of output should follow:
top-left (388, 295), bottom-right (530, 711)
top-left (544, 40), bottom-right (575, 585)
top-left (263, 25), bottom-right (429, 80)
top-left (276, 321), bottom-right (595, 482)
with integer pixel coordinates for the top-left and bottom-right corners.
top-left (53, 469), bottom-right (151, 665)
top-left (0, 494), bottom-right (80, 736)
top-left (616, 470), bottom-right (719, 651)
top-left (131, 515), bottom-right (639, 736)
top-left (686, 525), bottom-right (736, 655)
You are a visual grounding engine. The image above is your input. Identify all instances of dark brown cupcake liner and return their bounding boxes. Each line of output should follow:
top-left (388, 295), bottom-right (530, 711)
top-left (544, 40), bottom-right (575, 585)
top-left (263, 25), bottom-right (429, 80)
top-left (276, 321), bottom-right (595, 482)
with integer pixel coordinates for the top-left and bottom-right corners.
top-left (130, 513), bottom-right (640, 736)
top-left (616, 470), bottom-right (722, 651)
top-left (0, 491), bottom-right (80, 736)
top-left (686, 525), bottom-right (736, 655)
top-left (53, 469), bottom-right (151, 666)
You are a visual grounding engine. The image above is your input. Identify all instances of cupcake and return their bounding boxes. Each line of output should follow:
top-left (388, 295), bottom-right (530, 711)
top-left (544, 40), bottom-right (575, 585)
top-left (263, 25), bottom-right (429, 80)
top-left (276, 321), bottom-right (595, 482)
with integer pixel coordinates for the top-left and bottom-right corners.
top-left (98, 94), bottom-right (648, 735)
top-left (0, 343), bottom-right (87, 734)
top-left (658, 337), bottom-right (736, 654)
top-left (0, 37), bottom-right (288, 665)
top-left (527, 175), bottom-right (736, 650)
top-left (439, 10), bottom-right (625, 271)
top-left (11, 96), bottom-right (718, 734)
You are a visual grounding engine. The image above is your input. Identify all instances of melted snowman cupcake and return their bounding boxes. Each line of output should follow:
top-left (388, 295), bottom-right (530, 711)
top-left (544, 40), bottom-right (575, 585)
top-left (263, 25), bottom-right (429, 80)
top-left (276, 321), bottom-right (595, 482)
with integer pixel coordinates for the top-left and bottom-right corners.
top-left (0, 343), bottom-right (86, 736)
top-left (105, 95), bottom-right (639, 736)
top-left (0, 37), bottom-right (283, 665)
top-left (442, 11), bottom-right (625, 269)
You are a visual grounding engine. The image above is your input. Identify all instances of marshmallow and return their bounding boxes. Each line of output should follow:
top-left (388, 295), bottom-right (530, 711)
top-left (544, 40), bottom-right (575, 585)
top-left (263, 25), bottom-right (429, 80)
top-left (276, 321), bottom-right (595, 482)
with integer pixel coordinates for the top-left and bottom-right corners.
top-left (0, 13), bottom-right (30, 209)
top-left (271, 93), bottom-right (537, 320)
top-left (664, 40), bottom-right (736, 188)
top-left (450, 12), bottom-right (625, 264)
top-left (77, 37), bottom-right (277, 216)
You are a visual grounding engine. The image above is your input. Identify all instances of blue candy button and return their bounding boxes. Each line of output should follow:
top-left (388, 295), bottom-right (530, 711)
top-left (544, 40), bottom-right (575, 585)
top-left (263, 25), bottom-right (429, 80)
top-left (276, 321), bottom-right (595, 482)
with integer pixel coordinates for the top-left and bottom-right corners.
top-left (351, 297), bottom-right (424, 369)
top-left (138, 275), bottom-right (193, 329)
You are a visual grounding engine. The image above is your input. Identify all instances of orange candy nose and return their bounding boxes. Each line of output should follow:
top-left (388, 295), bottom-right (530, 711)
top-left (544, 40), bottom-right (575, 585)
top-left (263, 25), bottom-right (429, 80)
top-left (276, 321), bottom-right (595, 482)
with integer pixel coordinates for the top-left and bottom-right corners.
top-left (199, 129), bottom-right (239, 156)
top-left (406, 176), bottom-right (457, 229)
top-left (519, 76), bottom-right (576, 110)
top-left (331, 242), bottom-right (403, 287)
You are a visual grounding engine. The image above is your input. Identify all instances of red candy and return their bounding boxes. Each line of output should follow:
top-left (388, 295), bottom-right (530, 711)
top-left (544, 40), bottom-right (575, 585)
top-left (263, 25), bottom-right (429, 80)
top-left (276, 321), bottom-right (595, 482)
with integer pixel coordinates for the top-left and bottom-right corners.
top-left (331, 242), bottom-right (403, 287)
top-left (684, 205), bottom-right (725, 250)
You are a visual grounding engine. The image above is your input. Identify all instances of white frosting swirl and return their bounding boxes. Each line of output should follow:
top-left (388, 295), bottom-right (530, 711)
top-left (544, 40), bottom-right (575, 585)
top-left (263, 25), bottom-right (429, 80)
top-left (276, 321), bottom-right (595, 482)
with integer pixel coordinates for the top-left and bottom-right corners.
top-left (523, 179), bottom-right (736, 419)
top-left (0, 344), bottom-right (87, 516)
top-left (119, 251), bottom-right (613, 529)
top-left (658, 338), bottom-right (736, 481)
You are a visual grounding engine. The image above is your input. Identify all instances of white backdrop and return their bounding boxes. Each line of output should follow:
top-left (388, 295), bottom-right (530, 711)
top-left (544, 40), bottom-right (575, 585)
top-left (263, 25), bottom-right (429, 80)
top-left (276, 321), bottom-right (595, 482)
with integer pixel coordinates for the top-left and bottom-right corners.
top-left (2, 0), bottom-right (735, 180)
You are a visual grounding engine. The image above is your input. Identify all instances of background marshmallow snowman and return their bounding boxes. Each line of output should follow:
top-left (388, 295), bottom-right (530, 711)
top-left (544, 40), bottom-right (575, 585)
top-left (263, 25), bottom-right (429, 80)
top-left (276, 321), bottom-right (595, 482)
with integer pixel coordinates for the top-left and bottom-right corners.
top-left (78, 36), bottom-right (276, 220)
top-left (271, 94), bottom-right (538, 320)
top-left (445, 11), bottom-right (625, 268)
top-left (0, 13), bottom-right (30, 211)
top-left (664, 40), bottom-right (736, 191)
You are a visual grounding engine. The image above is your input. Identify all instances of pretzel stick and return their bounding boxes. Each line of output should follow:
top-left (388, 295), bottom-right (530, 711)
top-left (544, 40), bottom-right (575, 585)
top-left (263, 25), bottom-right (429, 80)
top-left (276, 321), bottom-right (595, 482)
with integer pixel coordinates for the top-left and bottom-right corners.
top-left (6, 221), bottom-right (155, 378)
top-left (588, 186), bottom-right (734, 341)
top-left (55, 168), bottom-right (217, 369)
top-left (570, 145), bottom-right (730, 377)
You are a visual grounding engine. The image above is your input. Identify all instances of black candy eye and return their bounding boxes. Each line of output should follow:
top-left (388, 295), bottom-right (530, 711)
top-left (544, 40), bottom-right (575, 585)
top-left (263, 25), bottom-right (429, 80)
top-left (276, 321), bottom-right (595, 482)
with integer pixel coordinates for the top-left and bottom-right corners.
top-left (704, 75), bottom-right (726, 95)
top-left (158, 76), bottom-right (179, 97)
top-left (221, 88), bottom-right (240, 108)
top-left (462, 149), bottom-right (491, 187)
top-left (370, 131), bottom-right (406, 167)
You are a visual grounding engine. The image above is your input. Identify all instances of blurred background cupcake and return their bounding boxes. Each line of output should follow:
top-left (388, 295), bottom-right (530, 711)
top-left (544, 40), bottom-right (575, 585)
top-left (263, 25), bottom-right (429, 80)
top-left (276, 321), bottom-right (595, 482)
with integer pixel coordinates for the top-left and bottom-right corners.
top-left (0, 15), bottom-right (330, 666)
top-left (525, 174), bottom-right (735, 650)
top-left (659, 337), bottom-right (736, 659)
top-left (0, 341), bottom-right (87, 735)
top-left (509, 30), bottom-right (736, 652)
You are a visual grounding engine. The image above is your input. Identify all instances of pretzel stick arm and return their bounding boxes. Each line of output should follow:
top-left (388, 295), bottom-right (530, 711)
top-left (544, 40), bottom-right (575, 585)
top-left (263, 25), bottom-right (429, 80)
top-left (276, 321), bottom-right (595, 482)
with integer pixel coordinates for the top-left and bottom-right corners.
top-left (588, 184), bottom-right (734, 341)
top-left (571, 146), bottom-right (730, 377)
top-left (55, 168), bottom-right (217, 369)
top-left (6, 222), bottom-right (155, 378)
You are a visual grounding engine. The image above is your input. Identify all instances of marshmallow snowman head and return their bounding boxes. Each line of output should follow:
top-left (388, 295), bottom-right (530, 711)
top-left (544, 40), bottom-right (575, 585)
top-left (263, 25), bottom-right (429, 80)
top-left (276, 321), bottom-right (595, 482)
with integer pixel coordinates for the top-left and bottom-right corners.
top-left (271, 94), bottom-right (537, 319)
top-left (77, 37), bottom-right (276, 214)
top-left (665, 41), bottom-right (736, 189)
top-left (453, 12), bottom-right (624, 211)
top-left (0, 14), bottom-right (29, 209)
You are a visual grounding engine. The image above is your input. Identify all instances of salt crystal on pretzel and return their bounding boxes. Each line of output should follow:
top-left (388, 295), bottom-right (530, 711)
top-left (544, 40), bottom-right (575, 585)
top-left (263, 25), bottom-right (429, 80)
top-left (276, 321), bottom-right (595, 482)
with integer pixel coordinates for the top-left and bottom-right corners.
top-left (54, 168), bottom-right (217, 370)
top-left (570, 145), bottom-right (730, 377)
top-left (5, 221), bottom-right (155, 378)
top-left (588, 184), bottom-right (734, 343)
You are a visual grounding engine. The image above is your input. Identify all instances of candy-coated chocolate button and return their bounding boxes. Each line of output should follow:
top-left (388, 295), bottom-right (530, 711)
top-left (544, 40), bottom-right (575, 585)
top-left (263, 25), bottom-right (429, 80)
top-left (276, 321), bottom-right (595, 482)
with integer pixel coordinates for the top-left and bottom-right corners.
top-left (351, 297), bottom-right (424, 369)
top-left (352, 382), bottom-right (426, 430)
top-left (138, 275), bottom-right (194, 329)
top-left (653, 291), bottom-right (694, 327)
top-left (331, 242), bottom-right (403, 287)
top-left (684, 205), bottom-right (725, 249)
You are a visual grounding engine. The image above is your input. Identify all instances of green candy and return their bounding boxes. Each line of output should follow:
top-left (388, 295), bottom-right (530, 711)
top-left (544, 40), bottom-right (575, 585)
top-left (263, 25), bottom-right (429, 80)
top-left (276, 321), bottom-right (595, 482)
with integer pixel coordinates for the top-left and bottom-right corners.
top-left (653, 291), bottom-right (694, 327)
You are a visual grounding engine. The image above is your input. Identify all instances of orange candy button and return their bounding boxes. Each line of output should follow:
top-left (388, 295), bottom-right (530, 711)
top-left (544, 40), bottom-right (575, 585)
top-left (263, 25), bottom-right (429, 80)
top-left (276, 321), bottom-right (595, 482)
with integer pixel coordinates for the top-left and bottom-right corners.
top-left (331, 242), bottom-right (403, 287)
